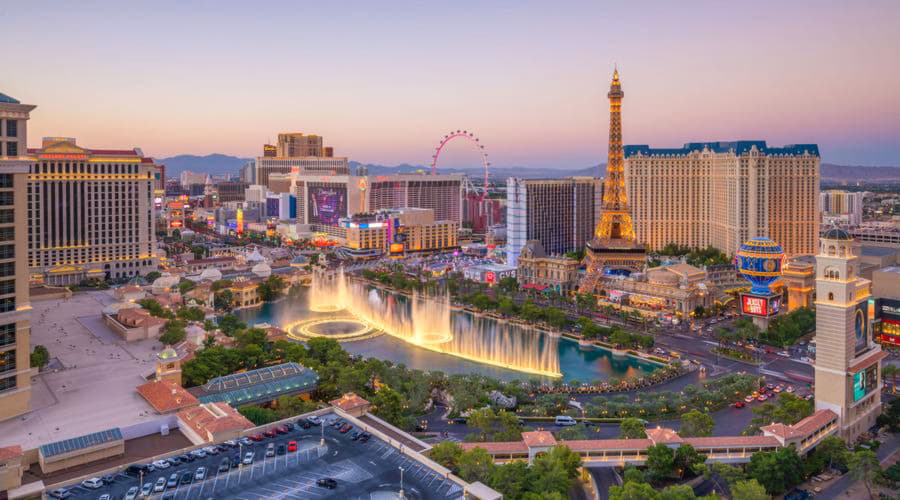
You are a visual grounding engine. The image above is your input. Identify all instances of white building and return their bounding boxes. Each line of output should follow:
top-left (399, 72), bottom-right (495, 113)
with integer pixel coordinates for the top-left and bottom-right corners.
top-left (821, 190), bottom-right (865, 227)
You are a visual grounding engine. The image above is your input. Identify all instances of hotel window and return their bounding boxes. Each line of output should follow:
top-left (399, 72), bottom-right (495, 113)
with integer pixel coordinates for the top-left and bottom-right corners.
top-left (0, 348), bottom-right (15, 373)
top-left (0, 323), bottom-right (14, 347)
top-left (5, 120), bottom-right (16, 138)
top-left (0, 375), bottom-right (15, 393)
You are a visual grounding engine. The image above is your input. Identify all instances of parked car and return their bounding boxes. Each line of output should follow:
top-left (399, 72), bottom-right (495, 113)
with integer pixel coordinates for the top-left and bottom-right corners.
top-left (243, 452), bottom-right (255, 465)
top-left (189, 449), bottom-right (207, 459)
top-left (102, 474), bottom-right (116, 485)
top-left (287, 441), bottom-right (298, 452)
top-left (339, 424), bottom-right (353, 433)
top-left (757, 394), bottom-right (768, 401)
top-left (275, 425), bottom-right (289, 435)
top-left (152, 460), bottom-right (171, 469)
top-left (194, 467), bottom-right (207, 481)
top-left (166, 473), bottom-right (179, 489)
top-left (180, 471), bottom-right (193, 485)
top-left (167, 456), bottom-right (182, 466)
top-left (300, 420), bottom-right (312, 429)
top-left (317, 478), bottom-right (338, 489)
top-left (124, 486), bottom-right (140, 500)
top-left (140, 482), bottom-right (154, 498)
top-left (276, 444), bottom-right (286, 455)
top-left (203, 446), bottom-right (220, 455)
top-left (744, 395), bottom-right (754, 403)
top-left (154, 477), bottom-right (167, 492)
top-left (350, 431), bottom-right (361, 440)
top-left (263, 429), bottom-right (277, 438)
top-left (81, 477), bottom-right (104, 489)
top-left (266, 443), bottom-right (276, 457)
top-left (47, 489), bottom-right (72, 499)
top-left (180, 453), bottom-right (195, 462)
top-left (306, 416), bottom-right (321, 426)
top-left (249, 433), bottom-right (265, 442)
top-left (218, 459), bottom-right (231, 473)
top-left (283, 422), bottom-right (294, 431)
top-left (239, 437), bottom-right (254, 446)
top-left (359, 433), bottom-right (371, 443)
top-left (733, 401), bottom-right (746, 408)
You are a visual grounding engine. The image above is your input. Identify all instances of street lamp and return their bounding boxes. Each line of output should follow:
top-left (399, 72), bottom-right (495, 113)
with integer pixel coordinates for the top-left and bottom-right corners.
top-left (399, 466), bottom-right (405, 499)
top-left (139, 470), bottom-right (144, 492)
top-left (320, 421), bottom-right (325, 446)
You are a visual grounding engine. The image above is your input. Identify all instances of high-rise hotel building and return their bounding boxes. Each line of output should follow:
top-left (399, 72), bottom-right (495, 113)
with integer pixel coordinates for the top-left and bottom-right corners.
top-left (26, 137), bottom-right (158, 285)
top-left (0, 92), bottom-right (33, 420)
top-left (255, 133), bottom-right (349, 188)
top-left (624, 141), bottom-right (820, 256)
top-left (507, 177), bottom-right (601, 267)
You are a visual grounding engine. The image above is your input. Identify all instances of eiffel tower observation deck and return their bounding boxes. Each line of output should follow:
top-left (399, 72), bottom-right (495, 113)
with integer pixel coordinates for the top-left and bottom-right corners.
top-left (581, 69), bottom-right (646, 294)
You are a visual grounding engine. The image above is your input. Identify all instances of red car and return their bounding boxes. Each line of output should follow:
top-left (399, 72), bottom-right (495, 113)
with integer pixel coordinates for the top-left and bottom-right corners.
top-left (287, 441), bottom-right (297, 452)
top-left (263, 430), bottom-right (276, 438)
top-left (249, 433), bottom-right (264, 442)
top-left (275, 426), bottom-right (289, 435)
top-left (339, 424), bottom-right (353, 434)
top-left (733, 401), bottom-right (745, 408)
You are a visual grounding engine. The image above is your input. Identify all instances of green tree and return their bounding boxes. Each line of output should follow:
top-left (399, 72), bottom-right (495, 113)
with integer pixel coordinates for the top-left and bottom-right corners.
top-left (457, 447), bottom-right (495, 484)
top-left (176, 306), bottom-right (206, 322)
top-left (660, 484), bottom-right (698, 500)
top-left (217, 314), bottom-right (246, 336)
top-left (429, 441), bottom-right (464, 472)
top-left (610, 481), bottom-right (661, 500)
top-left (466, 408), bottom-right (523, 442)
top-left (528, 445), bottom-right (580, 496)
top-left (257, 275), bottom-right (286, 302)
top-left (847, 449), bottom-right (881, 500)
top-left (238, 405), bottom-right (277, 426)
top-left (620, 417), bottom-right (647, 439)
top-left (746, 446), bottom-right (804, 495)
top-left (213, 289), bottom-right (234, 311)
top-left (745, 392), bottom-right (813, 435)
top-left (680, 409), bottom-right (715, 437)
top-left (622, 466), bottom-right (645, 484)
top-left (178, 280), bottom-right (197, 294)
top-left (370, 387), bottom-right (407, 428)
top-left (487, 461), bottom-right (530, 499)
top-left (814, 435), bottom-right (849, 470)
top-left (498, 276), bottom-right (519, 294)
top-left (145, 271), bottom-right (162, 282)
top-left (30, 345), bottom-right (50, 369)
top-left (673, 444), bottom-right (707, 478)
top-left (138, 298), bottom-right (175, 319)
top-left (646, 444), bottom-right (677, 483)
top-left (159, 320), bottom-right (187, 345)
top-left (730, 479), bottom-right (769, 500)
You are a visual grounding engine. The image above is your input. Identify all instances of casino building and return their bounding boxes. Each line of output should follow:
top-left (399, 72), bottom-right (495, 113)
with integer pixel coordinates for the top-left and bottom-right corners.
top-left (624, 141), bottom-right (820, 256)
top-left (26, 137), bottom-right (158, 285)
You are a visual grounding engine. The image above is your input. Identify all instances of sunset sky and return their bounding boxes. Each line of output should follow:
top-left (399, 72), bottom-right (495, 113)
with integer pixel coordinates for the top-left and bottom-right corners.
top-left (5, 1), bottom-right (900, 168)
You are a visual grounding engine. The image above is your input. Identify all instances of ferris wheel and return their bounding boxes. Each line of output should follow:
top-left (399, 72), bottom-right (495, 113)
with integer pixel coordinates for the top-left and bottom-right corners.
top-left (430, 130), bottom-right (490, 200)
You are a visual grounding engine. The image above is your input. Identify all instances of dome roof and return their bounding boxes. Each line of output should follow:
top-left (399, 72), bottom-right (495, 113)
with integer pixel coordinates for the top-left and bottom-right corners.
top-left (199, 267), bottom-right (223, 281)
top-left (251, 262), bottom-right (272, 278)
top-left (151, 274), bottom-right (180, 290)
top-left (158, 347), bottom-right (178, 360)
top-left (823, 227), bottom-right (852, 241)
top-left (246, 249), bottom-right (264, 262)
top-left (0, 92), bottom-right (20, 104)
top-left (738, 237), bottom-right (784, 256)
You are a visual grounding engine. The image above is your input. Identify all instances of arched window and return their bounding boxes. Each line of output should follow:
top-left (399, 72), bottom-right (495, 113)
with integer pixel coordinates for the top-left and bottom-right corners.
top-left (827, 245), bottom-right (836, 256)
top-left (828, 292), bottom-right (834, 301)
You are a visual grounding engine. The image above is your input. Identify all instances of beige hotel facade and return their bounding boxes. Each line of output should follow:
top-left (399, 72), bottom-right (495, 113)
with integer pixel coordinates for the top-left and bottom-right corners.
top-left (624, 141), bottom-right (819, 256)
top-left (0, 92), bottom-right (33, 421)
top-left (26, 137), bottom-right (159, 286)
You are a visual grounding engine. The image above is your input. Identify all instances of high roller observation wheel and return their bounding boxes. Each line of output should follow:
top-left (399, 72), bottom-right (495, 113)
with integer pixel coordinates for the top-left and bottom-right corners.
top-left (430, 130), bottom-right (490, 201)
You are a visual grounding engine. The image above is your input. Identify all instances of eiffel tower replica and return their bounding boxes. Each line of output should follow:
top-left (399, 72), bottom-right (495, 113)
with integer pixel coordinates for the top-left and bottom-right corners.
top-left (580, 69), bottom-right (646, 294)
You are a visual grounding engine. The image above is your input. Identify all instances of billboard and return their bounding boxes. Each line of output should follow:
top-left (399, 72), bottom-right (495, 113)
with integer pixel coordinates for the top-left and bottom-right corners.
top-left (741, 293), bottom-right (781, 317)
top-left (852, 364), bottom-right (878, 402)
top-left (308, 185), bottom-right (347, 225)
top-left (854, 301), bottom-right (869, 354)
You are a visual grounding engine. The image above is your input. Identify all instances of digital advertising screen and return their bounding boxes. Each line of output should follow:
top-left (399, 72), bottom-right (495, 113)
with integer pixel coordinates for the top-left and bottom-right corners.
top-left (853, 364), bottom-right (878, 402)
top-left (741, 293), bottom-right (780, 317)
top-left (308, 185), bottom-right (347, 225)
top-left (854, 301), bottom-right (869, 354)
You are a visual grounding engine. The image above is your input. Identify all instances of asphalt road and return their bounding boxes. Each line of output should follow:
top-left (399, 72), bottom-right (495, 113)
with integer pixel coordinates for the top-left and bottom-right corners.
top-left (52, 415), bottom-right (464, 500)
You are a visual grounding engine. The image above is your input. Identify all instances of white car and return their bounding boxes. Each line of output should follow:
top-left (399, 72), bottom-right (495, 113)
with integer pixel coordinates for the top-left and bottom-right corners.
top-left (153, 477), bottom-right (167, 492)
top-left (194, 467), bottom-right (207, 481)
top-left (81, 477), bottom-right (104, 489)
top-left (124, 486), bottom-right (140, 500)
top-left (242, 452), bottom-right (255, 465)
top-left (777, 351), bottom-right (790, 358)
top-left (190, 449), bottom-right (207, 458)
top-left (151, 460), bottom-right (171, 469)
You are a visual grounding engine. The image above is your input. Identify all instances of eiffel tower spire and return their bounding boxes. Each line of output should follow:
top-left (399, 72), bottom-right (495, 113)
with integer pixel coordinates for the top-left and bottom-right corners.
top-left (580, 68), bottom-right (646, 293)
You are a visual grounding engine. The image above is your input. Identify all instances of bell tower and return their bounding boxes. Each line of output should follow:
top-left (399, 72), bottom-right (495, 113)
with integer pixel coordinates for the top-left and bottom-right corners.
top-left (814, 228), bottom-right (883, 442)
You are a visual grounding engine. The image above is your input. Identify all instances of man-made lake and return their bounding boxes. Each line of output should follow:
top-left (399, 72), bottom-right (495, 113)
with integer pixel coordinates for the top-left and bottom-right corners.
top-left (237, 286), bottom-right (658, 382)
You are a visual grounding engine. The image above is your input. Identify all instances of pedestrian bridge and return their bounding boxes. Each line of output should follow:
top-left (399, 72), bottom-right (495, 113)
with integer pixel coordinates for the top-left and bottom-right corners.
top-left (461, 409), bottom-right (838, 467)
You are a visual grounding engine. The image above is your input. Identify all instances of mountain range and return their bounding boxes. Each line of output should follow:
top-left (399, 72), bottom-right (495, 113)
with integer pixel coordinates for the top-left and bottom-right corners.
top-left (157, 154), bottom-right (900, 183)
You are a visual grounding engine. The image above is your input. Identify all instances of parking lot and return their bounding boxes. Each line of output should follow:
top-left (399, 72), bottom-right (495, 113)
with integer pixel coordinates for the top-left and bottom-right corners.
top-left (50, 414), bottom-right (465, 500)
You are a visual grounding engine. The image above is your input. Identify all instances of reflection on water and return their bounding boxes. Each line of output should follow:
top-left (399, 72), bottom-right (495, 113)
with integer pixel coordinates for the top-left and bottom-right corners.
top-left (238, 281), bottom-right (658, 382)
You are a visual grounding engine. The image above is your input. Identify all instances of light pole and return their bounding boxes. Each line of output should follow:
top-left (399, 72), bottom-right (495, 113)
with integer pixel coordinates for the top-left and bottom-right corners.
top-left (139, 470), bottom-right (144, 492)
top-left (320, 422), bottom-right (325, 446)
top-left (399, 466), bottom-right (405, 499)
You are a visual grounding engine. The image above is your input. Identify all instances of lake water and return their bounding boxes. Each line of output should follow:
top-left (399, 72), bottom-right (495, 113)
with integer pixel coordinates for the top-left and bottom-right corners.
top-left (237, 286), bottom-right (658, 382)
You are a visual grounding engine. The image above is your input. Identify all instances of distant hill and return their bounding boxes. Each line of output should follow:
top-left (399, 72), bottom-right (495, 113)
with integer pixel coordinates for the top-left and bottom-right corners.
top-left (156, 154), bottom-right (899, 183)
top-left (158, 154), bottom-right (251, 178)
top-left (821, 163), bottom-right (900, 182)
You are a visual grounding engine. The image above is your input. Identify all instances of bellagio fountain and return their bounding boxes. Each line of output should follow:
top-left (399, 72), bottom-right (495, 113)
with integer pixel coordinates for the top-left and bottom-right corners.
top-left (286, 269), bottom-right (561, 378)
